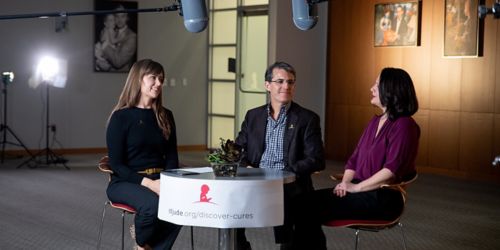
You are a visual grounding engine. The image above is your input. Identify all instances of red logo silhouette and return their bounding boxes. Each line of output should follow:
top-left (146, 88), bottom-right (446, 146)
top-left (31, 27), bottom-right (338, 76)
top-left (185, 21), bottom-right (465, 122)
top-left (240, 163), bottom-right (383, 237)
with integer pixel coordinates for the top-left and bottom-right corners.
top-left (194, 184), bottom-right (216, 204)
top-left (200, 184), bottom-right (212, 202)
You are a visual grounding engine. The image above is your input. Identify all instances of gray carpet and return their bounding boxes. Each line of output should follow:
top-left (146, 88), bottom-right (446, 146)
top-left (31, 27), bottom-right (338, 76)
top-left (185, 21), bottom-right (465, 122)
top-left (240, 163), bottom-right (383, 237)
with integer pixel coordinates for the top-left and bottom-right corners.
top-left (0, 152), bottom-right (499, 250)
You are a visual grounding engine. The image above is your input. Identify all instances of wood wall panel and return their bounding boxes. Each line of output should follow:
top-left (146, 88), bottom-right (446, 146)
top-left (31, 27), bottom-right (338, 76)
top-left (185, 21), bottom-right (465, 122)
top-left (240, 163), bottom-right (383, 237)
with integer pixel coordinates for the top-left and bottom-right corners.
top-left (402, 48), bottom-right (431, 109)
top-left (494, 115), bottom-right (500, 176)
top-left (414, 109), bottom-right (430, 167)
top-left (412, 0), bottom-right (434, 110)
top-left (460, 12), bottom-right (498, 113)
top-left (428, 0), bottom-right (462, 111)
top-left (326, 0), bottom-right (500, 182)
top-left (428, 110), bottom-right (460, 170)
top-left (348, 0), bottom-right (375, 106)
top-left (496, 19), bottom-right (500, 114)
top-left (325, 104), bottom-right (349, 159)
top-left (459, 113), bottom-right (494, 175)
top-left (461, 57), bottom-right (496, 112)
top-left (374, 48), bottom-right (404, 70)
top-left (429, 60), bottom-right (463, 111)
top-left (327, 0), bottom-right (349, 105)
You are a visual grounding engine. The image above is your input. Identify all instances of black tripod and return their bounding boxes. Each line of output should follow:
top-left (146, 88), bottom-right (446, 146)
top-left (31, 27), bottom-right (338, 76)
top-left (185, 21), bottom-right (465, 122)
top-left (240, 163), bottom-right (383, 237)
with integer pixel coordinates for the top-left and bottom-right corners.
top-left (18, 82), bottom-right (69, 169)
top-left (0, 79), bottom-right (33, 163)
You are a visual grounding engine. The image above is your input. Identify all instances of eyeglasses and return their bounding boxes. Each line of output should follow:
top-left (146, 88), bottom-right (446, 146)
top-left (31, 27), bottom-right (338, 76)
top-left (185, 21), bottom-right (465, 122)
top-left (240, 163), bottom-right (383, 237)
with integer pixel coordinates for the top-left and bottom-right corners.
top-left (269, 79), bottom-right (296, 85)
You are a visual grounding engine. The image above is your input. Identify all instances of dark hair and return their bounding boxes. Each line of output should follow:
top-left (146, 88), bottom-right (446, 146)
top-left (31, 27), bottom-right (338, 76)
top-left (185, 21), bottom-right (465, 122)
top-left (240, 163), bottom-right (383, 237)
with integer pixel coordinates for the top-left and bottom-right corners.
top-left (264, 61), bottom-right (296, 82)
top-left (378, 67), bottom-right (419, 120)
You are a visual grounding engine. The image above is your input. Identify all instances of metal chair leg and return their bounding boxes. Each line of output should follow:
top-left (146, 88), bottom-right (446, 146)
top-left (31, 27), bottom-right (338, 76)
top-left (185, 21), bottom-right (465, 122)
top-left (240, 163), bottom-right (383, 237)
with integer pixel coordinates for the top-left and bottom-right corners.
top-left (96, 202), bottom-right (108, 250)
top-left (121, 210), bottom-right (126, 250)
top-left (398, 222), bottom-right (408, 250)
top-left (354, 229), bottom-right (360, 250)
top-left (190, 226), bottom-right (194, 250)
top-left (96, 201), bottom-right (109, 250)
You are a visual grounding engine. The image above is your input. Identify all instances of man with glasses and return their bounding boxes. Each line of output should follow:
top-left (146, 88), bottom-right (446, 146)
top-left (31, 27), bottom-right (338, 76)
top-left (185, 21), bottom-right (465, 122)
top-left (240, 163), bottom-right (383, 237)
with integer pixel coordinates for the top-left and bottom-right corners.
top-left (235, 61), bottom-right (325, 250)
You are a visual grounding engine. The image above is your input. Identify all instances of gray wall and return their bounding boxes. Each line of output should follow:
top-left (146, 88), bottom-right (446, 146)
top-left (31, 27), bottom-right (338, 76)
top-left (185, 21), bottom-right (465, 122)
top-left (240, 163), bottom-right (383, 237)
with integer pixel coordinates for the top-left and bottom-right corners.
top-left (269, 1), bottom-right (328, 133)
top-left (0, 0), bottom-right (207, 150)
top-left (0, 0), bottom-right (327, 150)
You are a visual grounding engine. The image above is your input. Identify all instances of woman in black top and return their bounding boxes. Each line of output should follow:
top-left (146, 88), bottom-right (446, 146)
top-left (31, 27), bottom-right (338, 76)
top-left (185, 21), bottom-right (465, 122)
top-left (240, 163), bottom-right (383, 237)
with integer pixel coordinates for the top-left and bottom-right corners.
top-left (106, 59), bottom-right (181, 250)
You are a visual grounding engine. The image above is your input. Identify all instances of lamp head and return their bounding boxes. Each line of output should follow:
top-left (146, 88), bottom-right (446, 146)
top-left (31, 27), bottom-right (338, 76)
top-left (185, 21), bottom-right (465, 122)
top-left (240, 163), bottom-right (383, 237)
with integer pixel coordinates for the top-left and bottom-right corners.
top-left (29, 55), bottom-right (67, 89)
top-left (1, 72), bottom-right (14, 85)
top-left (38, 56), bottom-right (60, 82)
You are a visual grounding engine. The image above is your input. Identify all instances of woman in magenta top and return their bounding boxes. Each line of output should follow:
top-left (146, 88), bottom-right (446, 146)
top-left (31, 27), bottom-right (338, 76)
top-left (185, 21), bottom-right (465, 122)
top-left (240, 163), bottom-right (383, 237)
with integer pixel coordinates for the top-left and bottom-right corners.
top-left (293, 67), bottom-right (420, 250)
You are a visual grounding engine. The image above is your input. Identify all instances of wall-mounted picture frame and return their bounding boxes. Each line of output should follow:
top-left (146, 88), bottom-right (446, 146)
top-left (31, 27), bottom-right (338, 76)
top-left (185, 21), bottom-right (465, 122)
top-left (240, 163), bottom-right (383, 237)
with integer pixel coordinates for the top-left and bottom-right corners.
top-left (94, 0), bottom-right (138, 72)
top-left (444, 0), bottom-right (483, 57)
top-left (374, 1), bottom-right (421, 47)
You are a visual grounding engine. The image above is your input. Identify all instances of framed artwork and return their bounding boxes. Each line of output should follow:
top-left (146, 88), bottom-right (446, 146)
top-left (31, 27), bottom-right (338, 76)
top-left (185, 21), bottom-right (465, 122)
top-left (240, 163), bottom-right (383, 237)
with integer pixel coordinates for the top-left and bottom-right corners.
top-left (374, 1), bottom-right (421, 47)
top-left (94, 0), bottom-right (138, 72)
top-left (444, 0), bottom-right (483, 57)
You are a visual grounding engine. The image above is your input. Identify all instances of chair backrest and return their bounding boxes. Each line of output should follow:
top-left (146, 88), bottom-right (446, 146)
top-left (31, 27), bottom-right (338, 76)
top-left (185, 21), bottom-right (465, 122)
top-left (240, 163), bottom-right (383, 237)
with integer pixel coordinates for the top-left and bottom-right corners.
top-left (380, 171), bottom-right (418, 202)
top-left (98, 155), bottom-right (112, 174)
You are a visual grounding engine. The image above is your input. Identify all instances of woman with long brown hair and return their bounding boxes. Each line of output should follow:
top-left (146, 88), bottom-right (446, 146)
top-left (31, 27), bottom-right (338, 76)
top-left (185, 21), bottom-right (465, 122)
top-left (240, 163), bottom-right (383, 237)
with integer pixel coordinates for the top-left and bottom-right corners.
top-left (106, 59), bottom-right (181, 249)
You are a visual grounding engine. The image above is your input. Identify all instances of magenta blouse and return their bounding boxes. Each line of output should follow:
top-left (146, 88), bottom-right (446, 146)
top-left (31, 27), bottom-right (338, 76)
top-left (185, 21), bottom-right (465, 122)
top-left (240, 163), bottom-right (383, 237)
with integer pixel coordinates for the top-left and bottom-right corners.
top-left (345, 115), bottom-right (420, 182)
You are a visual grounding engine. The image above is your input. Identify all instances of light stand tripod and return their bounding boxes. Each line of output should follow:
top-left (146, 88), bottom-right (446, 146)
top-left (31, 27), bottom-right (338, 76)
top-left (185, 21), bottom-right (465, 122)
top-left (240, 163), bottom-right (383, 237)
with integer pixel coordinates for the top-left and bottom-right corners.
top-left (0, 74), bottom-right (33, 163)
top-left (18, 82), bottom-right (68, 169)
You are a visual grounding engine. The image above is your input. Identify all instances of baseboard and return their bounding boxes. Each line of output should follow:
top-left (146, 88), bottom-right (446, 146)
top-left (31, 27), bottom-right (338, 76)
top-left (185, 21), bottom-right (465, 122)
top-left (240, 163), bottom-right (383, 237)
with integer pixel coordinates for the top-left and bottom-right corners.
top-left (418, 166), bottom-right (500, 183)
top-left (178, 145), bottom-right (208, 151)
top-left (2, 145), bottom-right (208, 156)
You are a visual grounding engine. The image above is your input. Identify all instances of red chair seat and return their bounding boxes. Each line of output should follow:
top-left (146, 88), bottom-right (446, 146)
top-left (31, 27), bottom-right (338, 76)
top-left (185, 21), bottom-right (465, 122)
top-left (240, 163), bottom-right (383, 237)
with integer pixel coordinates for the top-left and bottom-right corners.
top-left (110, 202), bottom-right (136, 214)
top-left (322, 173), bottom-right (418, 249)
top-left (324, 219), bottom-right (395, 228)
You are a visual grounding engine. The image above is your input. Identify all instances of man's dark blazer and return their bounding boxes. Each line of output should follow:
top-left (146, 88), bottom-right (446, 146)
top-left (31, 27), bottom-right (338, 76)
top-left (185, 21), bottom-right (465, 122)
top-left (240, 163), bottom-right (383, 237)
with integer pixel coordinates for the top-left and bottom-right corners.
top-left (235, 101), bottom-right (325, 193)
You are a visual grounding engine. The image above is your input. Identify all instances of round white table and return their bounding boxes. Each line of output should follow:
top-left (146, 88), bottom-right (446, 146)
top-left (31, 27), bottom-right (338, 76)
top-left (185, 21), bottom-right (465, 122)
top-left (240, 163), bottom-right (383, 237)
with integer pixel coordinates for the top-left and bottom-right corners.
top-left (159, 167), bottom-right (295, 250)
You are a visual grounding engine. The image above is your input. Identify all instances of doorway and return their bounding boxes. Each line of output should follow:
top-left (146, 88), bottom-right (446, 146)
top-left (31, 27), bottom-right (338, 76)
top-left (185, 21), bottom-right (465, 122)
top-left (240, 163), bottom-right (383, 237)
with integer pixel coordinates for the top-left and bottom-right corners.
top-left (207, 1), bottom-right (269, 148)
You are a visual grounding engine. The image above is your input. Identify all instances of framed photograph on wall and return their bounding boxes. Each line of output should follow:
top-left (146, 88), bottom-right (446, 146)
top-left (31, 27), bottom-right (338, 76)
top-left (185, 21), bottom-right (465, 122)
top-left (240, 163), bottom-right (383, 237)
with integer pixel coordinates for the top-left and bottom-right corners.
top-left (94, 0), bottom-right (138, 72)
top-left (444, 0), bottom-right (482, 57)
top-left (374, 1), bottom-right (421, 47)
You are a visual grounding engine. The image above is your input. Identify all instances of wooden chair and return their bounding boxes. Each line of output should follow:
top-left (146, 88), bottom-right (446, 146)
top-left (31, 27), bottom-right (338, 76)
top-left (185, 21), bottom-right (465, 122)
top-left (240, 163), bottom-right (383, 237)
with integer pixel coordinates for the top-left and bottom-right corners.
top-left (323, 172), bottom-right (418, 250)
top-left (96, 156), bottom-right (195, 250)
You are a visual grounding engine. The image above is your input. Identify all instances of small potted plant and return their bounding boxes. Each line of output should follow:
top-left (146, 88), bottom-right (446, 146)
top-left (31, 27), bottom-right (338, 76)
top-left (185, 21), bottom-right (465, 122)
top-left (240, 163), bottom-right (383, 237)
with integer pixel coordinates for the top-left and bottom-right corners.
top-left (207, 138), bottom-right (242, 177)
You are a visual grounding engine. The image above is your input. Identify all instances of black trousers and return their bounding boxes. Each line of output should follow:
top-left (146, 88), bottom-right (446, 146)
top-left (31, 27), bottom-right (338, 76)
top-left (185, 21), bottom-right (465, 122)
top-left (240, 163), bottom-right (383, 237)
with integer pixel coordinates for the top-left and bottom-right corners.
top-left (292, 188), bottom-right (404, 250)
top-left (107, 175), bottom-right (181, 250)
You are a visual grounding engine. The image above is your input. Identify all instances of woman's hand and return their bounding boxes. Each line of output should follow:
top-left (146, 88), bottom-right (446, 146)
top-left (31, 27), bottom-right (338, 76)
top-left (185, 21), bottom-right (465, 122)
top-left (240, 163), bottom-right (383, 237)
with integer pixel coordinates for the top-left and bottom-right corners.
top-left (333, 182), bottom-right (348, 197)
top-left (333, 182), bottom-right (361, 197)
top-left (141, 177), bottom-right (161, 195)
top-left (333, 169), bottom-right (358, 197)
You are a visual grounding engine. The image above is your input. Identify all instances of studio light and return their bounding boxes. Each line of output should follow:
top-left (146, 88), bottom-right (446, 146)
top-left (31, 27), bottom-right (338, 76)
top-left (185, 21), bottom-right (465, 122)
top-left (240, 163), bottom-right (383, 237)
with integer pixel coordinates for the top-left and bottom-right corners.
top-left (1, 72), bottom-right (14, 84)
top-left (30, 55), bottom-right (67, 89)
top-left (38, 56), bottom-right (67, 88)
top-left (0, 70), bottom-right (33, 163)
top-left (38, 56), bottom-right (59, 82)
top-left (20, 55), bottom-right (69, 169)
